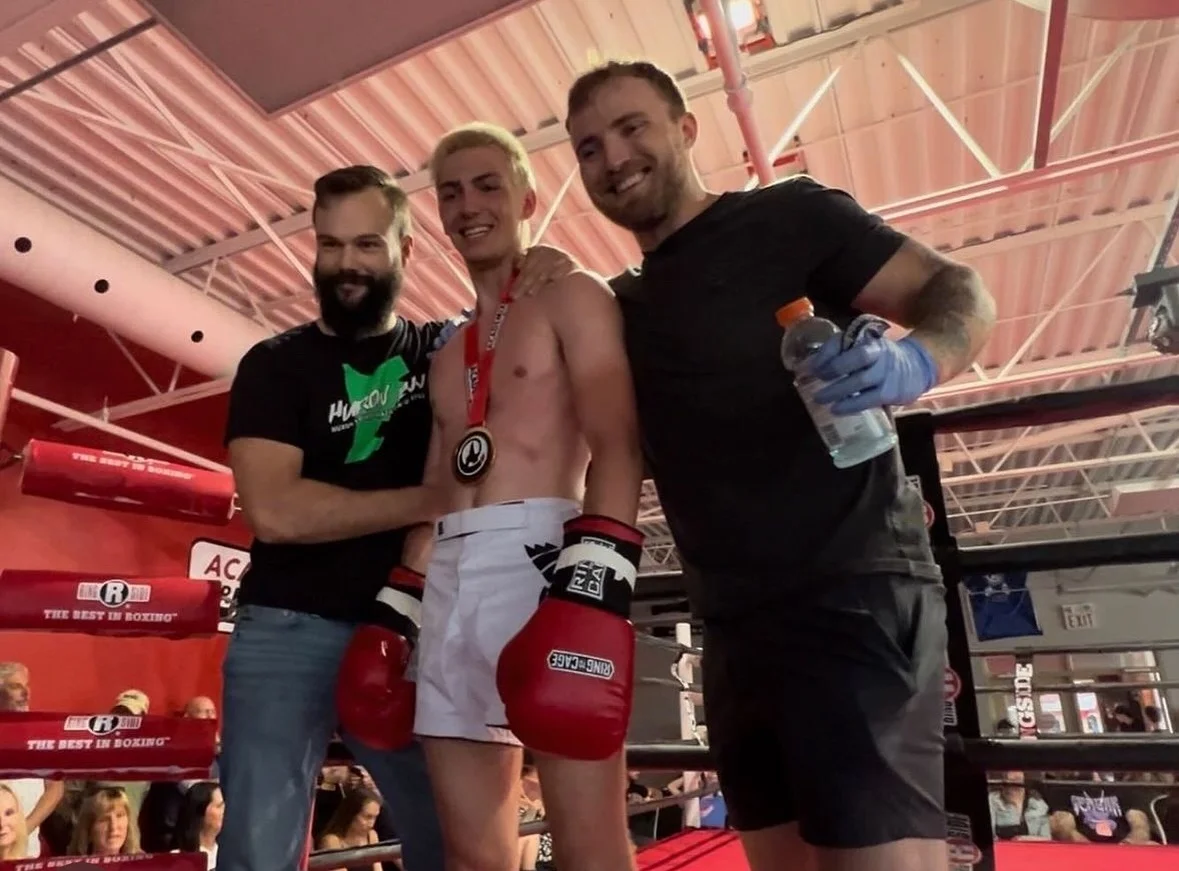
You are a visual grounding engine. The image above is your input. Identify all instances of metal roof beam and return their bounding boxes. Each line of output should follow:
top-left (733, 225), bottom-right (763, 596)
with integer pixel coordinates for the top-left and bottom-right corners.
top-left (1030, 0), bottom-right (1070, 169)
top-left (160, 0), bottom-right (991, 274)
top-left (0, 0), bottom-right (93, 58)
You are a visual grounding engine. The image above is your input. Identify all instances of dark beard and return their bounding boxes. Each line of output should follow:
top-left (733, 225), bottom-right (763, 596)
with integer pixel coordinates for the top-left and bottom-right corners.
top-left (313, 266), bottom-right (401, 340)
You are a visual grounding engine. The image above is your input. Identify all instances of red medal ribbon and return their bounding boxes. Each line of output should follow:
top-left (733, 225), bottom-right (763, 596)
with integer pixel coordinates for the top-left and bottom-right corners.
top-left (463, 271), bottom-right (518, 428)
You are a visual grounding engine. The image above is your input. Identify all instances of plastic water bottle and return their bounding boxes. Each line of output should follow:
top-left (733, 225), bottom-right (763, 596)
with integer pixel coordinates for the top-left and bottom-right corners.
top-left (777, 297), bottom-right (898, 469)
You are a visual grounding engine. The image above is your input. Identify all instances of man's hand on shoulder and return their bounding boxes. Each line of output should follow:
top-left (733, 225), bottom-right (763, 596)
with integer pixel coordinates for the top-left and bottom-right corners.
top-left (512, 244), bottom-right (582, 298)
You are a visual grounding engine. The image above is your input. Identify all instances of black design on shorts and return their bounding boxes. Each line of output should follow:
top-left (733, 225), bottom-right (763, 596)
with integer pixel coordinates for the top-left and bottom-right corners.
top-left (525, 542), bottom-right (560, 583)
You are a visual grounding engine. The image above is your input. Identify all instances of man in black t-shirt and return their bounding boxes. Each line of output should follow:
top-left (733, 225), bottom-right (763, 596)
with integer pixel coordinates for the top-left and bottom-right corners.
top-left (219, 165), bottom-right (565, 871)
top-left (562, 63), bottom-right (996, 871)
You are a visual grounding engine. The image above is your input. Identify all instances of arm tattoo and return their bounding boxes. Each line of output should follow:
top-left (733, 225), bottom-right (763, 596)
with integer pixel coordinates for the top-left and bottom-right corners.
top-left (905, 254), bottom-right (996, 382)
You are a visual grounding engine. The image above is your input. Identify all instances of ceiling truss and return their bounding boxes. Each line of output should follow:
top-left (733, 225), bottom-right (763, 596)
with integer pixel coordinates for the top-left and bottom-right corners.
top-left (0, 0), bottom-right (1177, 570)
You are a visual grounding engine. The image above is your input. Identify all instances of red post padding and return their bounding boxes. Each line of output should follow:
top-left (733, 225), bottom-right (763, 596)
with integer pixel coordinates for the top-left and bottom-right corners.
top-left (0, 570), bottom-right (222, 638)
top-left (19, 439), bottom-right (236, 525)
top-left (0, 712), bottom-right (217, 781)
top-left (0, 349), bottom-right (17, 437)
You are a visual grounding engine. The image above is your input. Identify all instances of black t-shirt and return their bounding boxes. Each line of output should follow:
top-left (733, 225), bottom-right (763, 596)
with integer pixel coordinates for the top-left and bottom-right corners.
top-left (612, 177), bottom-right (940, 619)
top-left (224, 319), bottom-right (443, 622)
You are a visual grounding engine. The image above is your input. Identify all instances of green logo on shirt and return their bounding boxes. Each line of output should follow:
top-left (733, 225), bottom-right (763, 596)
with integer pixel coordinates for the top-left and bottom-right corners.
top-left (328, 356), bottom-right (411, 464)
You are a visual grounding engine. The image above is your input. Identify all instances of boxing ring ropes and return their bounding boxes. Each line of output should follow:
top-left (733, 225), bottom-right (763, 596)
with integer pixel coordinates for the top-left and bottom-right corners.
top-left (3, 341), bottom-right (1179, 871)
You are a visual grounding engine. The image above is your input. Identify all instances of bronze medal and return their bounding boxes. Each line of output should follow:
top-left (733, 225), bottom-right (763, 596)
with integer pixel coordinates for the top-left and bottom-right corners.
top-left (452, 426), bottom-right (495, 484)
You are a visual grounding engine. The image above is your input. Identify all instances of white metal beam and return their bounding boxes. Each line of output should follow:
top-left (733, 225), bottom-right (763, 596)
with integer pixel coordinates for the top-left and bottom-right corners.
top-left (942, 448), bottom-right (1179, 487)
top-left (890, 42), bottom-right (1001, 178)
top-left (955, 512), bottom-right (1175, 543)
top-left (926, 347), bottom-right (1164, 402)
top-left (1029, 0), bottom-right (1070, 170)
top-left (1019, 23), bottom-right (1144, 173)
top-left (938, 407), bottom-right (1179, 465)
top-left (4, 82), bottom-right (305, 193)
top-left (12, 388), bottom-right (229, 472)
top-left (742, 61), bottom-right (846, 192)
top-left (996, 224), bottom-right (1128, 378)
top-left (55, 337), bottom-right (1171, 433)
top-left (104, 46), bottom-right (312, 288)
top-left (0, 0), bottom-right (94, 58)
top-left (949, 200), bottom-right (1172, 262)
top-left (158, 0), bottom-right (991, 274)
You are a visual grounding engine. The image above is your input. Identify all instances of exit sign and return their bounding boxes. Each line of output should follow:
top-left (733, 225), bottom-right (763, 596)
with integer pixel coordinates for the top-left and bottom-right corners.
top-left (1061, 602), bottom-right (1098, 631)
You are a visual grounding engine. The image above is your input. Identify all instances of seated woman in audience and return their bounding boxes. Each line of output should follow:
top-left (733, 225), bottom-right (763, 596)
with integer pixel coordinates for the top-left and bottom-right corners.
top-left (171, 782), bottom-right (224, 869)
top-left (0, 783), bottom-right (30, 860)
top-left (68, 787), bottom-right (142, 856)
top-left (317, 786), bottom-right (384, 871)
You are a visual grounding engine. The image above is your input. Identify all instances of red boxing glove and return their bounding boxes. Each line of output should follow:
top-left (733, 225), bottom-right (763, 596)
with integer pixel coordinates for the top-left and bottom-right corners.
top-left (497, 516), bottom-right (643, 761)
top-left (336, 566), bottom-right (424, 751)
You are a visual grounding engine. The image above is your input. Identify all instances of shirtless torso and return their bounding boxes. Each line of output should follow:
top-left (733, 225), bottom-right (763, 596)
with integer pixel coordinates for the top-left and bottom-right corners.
top-left (413, 125), bottom-right (642, 871)
top-left (426, 278), bottom-right (588, 511)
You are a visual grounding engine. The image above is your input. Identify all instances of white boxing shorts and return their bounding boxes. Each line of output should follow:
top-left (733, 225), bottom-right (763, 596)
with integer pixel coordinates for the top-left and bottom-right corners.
top-left (414, 498), bottom-right (579, 745)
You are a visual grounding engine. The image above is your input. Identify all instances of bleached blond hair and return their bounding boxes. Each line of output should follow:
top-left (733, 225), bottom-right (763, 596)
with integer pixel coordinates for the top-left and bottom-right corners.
top-left (429, 122), bottom-right (536, 193)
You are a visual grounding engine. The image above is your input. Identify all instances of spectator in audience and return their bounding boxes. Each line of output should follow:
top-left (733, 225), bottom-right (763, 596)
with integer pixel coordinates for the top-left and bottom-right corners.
top-left (517, 765), bottom-right (553, 871)
top-left (0, 662), bottom-right (64, 857)
top-left (172, 782), bottom-right (223, 869)
top-left (994, 718), bottom-right (1016, 737)
top-left (68, 787), bottom-right (142, 856)
top-left (624, 770), bottom-right (661, 846)
top-left (1048, 810), bottom-right (1087, 843)
top-left (988, 771), bottom-right (1049, 840)
top-left (0, 783), bottom-right (30, 860)
top-left (1123, 809), bottom-right (1160, 845)
top-left (312, 764), bottom-right (351, 841)
top-left (138, 779), bottom-right (189, 853)
top-left (90, 691), bottom-right (152, 819)
top-left (184, 696), bottom-right (218, 720)
top-left (1111, 702), bottom-right (1146, 733)
top-left (181, 695), bottom-right (222, 781)
top-left (317, 786), bottom-right (383, 871)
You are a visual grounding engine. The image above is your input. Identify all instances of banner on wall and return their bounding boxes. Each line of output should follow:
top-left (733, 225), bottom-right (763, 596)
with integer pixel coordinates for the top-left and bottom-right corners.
top-left (187, 538), bottom-right (250, 633)
top-left (963, 570), bottom-right (1043, 641)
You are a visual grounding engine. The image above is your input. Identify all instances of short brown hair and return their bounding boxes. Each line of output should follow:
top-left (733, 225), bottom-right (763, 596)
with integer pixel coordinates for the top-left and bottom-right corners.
top-left (430, 122), bottom-right (536, 192)
top-left (566, 60), bottom-right (688, 127)
top-left (313, 165), bottom-right (411, 238)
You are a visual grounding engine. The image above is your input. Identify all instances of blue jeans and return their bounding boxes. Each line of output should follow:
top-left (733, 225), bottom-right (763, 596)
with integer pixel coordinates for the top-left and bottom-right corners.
top-left (218, 605), bottom-right (444, 871)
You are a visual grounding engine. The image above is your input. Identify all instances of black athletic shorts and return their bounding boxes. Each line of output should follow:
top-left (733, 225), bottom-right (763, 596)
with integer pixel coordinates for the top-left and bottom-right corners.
top-left (701, 573), bottom-right (947, 848)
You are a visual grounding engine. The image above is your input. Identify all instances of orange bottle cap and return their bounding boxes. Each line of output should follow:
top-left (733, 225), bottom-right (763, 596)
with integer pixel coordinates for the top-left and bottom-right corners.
top-left (775, 297), bottom-right (814, 327)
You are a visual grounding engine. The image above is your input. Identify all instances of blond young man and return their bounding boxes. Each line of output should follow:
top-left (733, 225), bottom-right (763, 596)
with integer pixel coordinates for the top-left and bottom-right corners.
top-left (412, 123), bottom-right (645, 871)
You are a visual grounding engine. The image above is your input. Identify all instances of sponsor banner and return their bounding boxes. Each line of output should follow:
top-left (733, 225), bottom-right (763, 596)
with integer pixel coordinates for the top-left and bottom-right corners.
top-left (20, 440), bottom-right (236, 526)
top-left (947, 811), bottom-right (983, 869)
top-left (944, 664), bottom-right (962, 729)
top-left (188, 538), bottom-right (250, 633)
top-left (0, 713), bottom-right (216, 780)
top-left (0, 570), bottom-right (220, 638)
top-left (0, 853), bottom-right (208, 871)
top-left (1013, 657), bottom-right (1038, 739)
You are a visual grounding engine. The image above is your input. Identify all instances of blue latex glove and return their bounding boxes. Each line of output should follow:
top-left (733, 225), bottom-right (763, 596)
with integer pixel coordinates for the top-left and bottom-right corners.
top-left (431, 309), bottom-right (473, 354)
top-left (808, 315), bottom-right (938, 415)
